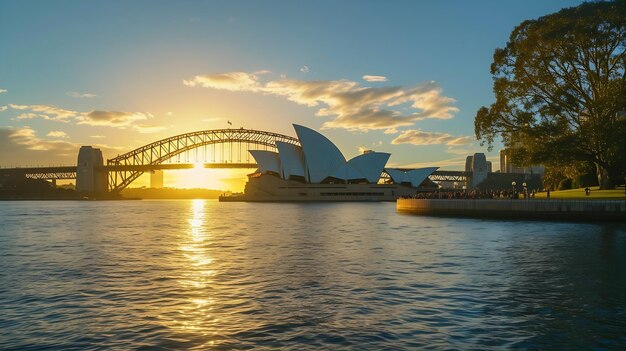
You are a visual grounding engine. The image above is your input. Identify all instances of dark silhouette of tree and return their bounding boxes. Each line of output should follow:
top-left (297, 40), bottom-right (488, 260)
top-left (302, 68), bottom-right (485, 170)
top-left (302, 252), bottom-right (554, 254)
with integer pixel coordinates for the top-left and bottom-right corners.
top-left (475, 1), bottom-right (626, 189)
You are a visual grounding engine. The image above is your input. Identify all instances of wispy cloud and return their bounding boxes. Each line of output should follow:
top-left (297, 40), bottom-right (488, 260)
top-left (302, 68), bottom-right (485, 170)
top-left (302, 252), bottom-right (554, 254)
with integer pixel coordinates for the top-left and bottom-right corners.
top-left (133, 124), bottom-right (167, 134)
top-left (183, 72), bottom-right (262, 91)
top-left (78, 110), bottom-right (151, 127)
top-left (362, 75), bottom-right (387, 82)
top-left (184, 71), bottom-right (459, 131)
top-left (47, 130), bottom-right (68, 138)
top-left (202, 117), bottom-right (221, 122)
top-left (0, 106), bottom-right (8, 112)
top-left (391, 129), bottom-right (473, 146)
top-left (444, 144), bottom-right (490, 156)
top-left (6, 126), bottom-right (77, 153)
top-left (0, 127), bottom-right (122, 165)
top-left (0, 88), bottom-right (7, 94)
top-left (10, 104), bottom-right (78, 121)
top-left (396, 156), bottom-right (472, 169)
top-left (4, 105), bottom-right (162, 133)
top-left (89, 135), bottom-right (106, 139)
top-left (384, 128), bottom-right (398, 134)
top-left (397, 154), bottom-right (499, 171)
top-left (67, 91), bottom-right (97, 98)
top-left (300, 65), bottom-right (310, 73)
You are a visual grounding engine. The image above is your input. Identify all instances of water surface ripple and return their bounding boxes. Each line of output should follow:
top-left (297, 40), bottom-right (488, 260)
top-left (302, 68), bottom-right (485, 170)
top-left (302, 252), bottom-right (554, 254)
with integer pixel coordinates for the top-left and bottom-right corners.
top-left (1, 200), bottom-right (625, 350)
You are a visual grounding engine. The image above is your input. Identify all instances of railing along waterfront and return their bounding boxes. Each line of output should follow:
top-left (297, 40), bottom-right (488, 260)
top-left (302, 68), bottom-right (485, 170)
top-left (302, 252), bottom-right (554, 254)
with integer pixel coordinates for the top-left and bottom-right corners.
top-left (397, 198), bottom-right (626, 221)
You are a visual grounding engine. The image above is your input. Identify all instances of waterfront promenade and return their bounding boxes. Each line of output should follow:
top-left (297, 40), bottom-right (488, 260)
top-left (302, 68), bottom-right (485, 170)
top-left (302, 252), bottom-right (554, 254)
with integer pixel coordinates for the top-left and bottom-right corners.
top-left (397, 198), bottom-right (626, 221)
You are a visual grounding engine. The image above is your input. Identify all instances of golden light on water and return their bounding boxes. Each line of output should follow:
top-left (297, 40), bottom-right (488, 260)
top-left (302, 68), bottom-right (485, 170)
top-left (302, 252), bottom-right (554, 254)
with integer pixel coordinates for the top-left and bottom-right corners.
top-left (161, 199), bottom-right (219, 336)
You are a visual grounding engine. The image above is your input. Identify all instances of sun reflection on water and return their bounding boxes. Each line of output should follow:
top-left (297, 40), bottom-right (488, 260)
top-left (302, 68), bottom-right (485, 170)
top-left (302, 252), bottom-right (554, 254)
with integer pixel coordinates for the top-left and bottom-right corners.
top-left (161, 199), bottom-right (220, 339)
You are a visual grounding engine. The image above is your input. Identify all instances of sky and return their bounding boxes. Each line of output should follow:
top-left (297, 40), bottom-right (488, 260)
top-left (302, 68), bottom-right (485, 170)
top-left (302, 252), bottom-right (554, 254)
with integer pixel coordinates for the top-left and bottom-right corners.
top-left (0, 0), bottom-right (585, 190)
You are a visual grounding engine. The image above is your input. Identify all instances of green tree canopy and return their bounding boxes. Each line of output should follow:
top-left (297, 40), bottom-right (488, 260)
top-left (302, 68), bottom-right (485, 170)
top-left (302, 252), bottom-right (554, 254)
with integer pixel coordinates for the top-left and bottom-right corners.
top-left (475, 0), bottom-right (626, 189)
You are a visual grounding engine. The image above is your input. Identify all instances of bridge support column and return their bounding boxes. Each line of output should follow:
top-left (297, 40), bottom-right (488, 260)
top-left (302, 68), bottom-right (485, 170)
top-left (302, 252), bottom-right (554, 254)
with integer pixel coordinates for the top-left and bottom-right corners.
top-left (76, 146), bottom-right (108, 196)
top-left (150, 170), bottom-right (164, 188)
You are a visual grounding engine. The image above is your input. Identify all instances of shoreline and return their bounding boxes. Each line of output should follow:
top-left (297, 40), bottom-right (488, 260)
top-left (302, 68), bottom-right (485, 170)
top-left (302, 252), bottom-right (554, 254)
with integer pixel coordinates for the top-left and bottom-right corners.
top-left (0, 196), bottom-right (141, 201)
top-left (397, 198), bottom-right (626, 222)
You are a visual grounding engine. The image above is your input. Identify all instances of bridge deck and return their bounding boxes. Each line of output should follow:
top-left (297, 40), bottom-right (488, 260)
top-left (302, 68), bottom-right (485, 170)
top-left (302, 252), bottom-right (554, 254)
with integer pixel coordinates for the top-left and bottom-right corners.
top-left (1, 165), bottom-right (472, 182)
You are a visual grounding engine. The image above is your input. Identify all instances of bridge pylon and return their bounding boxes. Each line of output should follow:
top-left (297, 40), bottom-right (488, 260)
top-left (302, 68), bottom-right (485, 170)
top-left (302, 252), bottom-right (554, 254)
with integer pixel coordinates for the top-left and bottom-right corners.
top-left (76, 146), bottom-right (108, 196)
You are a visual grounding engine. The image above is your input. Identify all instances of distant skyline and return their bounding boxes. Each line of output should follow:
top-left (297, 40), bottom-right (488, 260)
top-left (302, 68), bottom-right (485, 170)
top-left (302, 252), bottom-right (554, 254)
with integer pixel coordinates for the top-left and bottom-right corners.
top-left (0, 0), bottom-right (584, 189)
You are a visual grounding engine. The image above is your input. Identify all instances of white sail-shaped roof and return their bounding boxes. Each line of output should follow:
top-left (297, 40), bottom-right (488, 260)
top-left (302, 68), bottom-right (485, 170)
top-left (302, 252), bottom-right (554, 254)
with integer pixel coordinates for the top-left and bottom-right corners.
top-left (276, 141), bottom-right (305, 180)
top-left (346, 152), bottom-right (390, 183)
top-left (328, 163), bottom-right (364, 181)
top-left (385, 168), bottom-right (408, 184)
top-left (249, 150), bottom-right (280, 174)
top-left (385, 167), bottom-right (438, 187)
top-left (293, 124), bottom-right (346, 183)
top-left (406, 167), bottom-right (438, 187)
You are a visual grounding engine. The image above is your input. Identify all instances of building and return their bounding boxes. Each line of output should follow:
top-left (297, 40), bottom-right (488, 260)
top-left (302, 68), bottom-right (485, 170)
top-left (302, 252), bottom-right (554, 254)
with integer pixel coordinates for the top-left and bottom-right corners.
top-left (464, 153), bottom-right (491, 188)
top-left (221, 124), bottom-right (438, 201)
top-left (499, 149), bottom-right (544, 175)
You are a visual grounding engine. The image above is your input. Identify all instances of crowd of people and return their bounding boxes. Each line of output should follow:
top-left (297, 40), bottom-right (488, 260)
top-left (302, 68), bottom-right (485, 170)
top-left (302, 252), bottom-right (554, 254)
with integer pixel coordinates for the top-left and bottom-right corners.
top-left (402, 189), bottom-right (539, 200)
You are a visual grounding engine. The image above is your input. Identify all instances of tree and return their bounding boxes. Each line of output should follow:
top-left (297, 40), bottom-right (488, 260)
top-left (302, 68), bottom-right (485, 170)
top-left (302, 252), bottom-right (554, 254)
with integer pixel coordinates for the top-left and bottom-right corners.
top-left (475, 0), bottom-right (626, 189)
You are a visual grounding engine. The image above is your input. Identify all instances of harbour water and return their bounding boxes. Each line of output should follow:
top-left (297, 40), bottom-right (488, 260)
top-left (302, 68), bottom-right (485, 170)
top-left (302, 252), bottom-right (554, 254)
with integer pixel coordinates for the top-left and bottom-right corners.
top-left (1, 200), bottom-right (625, 350)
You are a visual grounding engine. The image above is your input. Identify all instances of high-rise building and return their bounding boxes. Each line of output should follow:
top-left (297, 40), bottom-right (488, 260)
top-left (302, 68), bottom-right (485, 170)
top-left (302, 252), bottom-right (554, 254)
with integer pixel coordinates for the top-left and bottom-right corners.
top-left (499, 149), bottom-right (544, 174)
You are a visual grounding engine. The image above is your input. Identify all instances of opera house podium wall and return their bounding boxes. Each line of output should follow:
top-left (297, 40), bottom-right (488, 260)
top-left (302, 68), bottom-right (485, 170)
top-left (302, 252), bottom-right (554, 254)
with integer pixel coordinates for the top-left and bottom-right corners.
top-left (220, 174), bottom-right (426, 202)
top-left (219, 124), bottom-right (438, 202)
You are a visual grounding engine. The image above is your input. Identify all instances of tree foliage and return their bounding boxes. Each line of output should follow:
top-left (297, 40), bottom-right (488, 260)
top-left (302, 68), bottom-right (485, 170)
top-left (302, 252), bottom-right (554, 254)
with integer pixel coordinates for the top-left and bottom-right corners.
top-left (475, 0), bottom-right (626, 188)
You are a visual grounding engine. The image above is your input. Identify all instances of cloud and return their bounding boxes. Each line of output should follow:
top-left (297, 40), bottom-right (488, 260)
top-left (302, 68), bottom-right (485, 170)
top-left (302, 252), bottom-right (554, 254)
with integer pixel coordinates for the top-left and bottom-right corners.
top-left (90, 135), bottom-right (106, 139)
top-left (67, 91), bottom-right (97, 98)
top-left (391, 129), bottom-right (474, 146)
top-left (133, 124), bottom-right (166, 134)
top-left (444, 144), bottom-right (489, 156)
top-left (384, 128), bottom-right (398, 134)
top-left (78, 110), bottom-right (151, 127)
top-left (9, 104), bottom-right (78, 121)
top-left (202, 117), bottom-right (221, 122)
top-left (300, 65), bottom-right (310, 73)
top-left (47, 131), bottom-right (68, 138)
top-left (398, 154), bottom-right (499, 170)
top-left (79, 111), bottom-right (163, 133)
top-left (397, 156), bottom-right (472, 169)
top-left (4, 105), bottom-right (162, 132)
top-left (0, 88), bottom-right (6, 94)
top-left (183, 72), bottom-right (262, 91)
top-left (0, 126), bottom-right (122, 165)
top-left (5, 126), bottom-right (77, 153)
top-left (184, 71), bottom-right (459, 132)
top-left (362, 75), bottom-right (387, 82)
top-left (0, 106), bottom-right (6, 112)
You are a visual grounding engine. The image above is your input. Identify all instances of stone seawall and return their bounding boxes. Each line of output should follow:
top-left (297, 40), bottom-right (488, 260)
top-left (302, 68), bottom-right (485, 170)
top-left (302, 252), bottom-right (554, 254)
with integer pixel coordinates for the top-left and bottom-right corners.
top-left (397, 199), bottom-right (626, 221)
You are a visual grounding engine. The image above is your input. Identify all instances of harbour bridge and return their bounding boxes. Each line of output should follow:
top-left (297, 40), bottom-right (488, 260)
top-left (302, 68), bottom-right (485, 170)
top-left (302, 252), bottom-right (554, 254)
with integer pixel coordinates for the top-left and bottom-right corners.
top-left (0, 128), bottom-right (471, 194)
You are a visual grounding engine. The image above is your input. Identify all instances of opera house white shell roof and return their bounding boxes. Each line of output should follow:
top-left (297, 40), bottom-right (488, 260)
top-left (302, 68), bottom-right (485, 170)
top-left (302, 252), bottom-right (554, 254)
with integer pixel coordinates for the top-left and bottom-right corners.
top-left (385, 167), bottom-right (439, 188)
top-left (248, 150), bottom-right (280, 175)
top-left (248, 124), bottom-right (437, 186)
top-left (275, 141), bottom-right (305, 180)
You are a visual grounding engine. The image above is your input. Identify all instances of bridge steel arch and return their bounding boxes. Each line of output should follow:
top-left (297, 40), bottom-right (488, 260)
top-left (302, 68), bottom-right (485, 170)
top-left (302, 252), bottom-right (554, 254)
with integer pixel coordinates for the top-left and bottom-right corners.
top-left (107, 128), bottom-right (300, 193)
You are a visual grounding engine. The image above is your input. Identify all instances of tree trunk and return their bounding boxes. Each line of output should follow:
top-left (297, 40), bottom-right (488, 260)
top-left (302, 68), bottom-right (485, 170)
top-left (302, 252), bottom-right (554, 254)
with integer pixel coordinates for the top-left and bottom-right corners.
top-left (596, 163), bottom-right (615, 190)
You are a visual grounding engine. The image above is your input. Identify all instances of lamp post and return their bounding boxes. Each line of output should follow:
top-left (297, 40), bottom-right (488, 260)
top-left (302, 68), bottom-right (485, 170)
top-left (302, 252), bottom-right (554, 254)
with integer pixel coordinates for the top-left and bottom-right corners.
top-left (522, 182), bottom-right (527, 198)
top-left (512, 181), bottom-right (517, 199)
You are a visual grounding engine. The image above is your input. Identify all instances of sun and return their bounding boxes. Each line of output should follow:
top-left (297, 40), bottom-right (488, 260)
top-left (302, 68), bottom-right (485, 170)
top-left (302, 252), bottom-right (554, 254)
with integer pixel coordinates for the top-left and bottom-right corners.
top-left (164, 163), bottom-right (248, 191)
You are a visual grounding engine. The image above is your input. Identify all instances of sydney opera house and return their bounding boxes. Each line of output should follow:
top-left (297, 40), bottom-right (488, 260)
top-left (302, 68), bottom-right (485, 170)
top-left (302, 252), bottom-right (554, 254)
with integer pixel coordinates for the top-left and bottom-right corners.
top-left (222, 124), bottom-right (438, 201)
